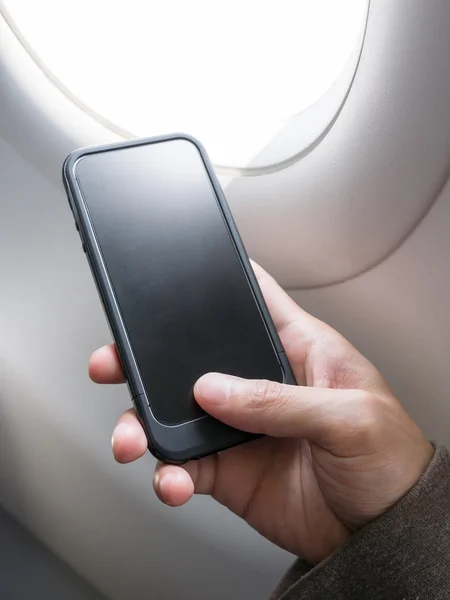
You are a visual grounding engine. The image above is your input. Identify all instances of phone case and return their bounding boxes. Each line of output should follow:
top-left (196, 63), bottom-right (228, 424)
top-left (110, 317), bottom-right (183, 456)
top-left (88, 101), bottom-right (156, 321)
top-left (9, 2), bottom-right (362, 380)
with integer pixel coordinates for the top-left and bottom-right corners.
top-left (63, 133), bottom-right (296, 464)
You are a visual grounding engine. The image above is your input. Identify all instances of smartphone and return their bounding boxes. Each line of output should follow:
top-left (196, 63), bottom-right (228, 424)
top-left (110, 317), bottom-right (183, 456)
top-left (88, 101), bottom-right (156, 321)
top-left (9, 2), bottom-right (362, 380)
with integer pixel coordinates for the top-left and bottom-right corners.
top-left (63, 134), bottom-right (296, 464)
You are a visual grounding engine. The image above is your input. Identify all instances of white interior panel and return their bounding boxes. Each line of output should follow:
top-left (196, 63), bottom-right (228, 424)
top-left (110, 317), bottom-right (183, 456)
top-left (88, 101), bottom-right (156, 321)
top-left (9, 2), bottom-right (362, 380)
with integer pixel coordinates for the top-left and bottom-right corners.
top-left (228, 0), bottom-right (450, 287)
top-left (1, 0), bottom-right (450, 599)
top-left (0, 507), bottom-right (106, 599)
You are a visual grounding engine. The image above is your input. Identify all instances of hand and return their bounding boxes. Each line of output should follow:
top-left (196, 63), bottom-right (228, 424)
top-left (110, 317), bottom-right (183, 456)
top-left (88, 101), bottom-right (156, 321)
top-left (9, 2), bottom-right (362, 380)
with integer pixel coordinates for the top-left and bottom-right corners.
top-left (89, 263), bottom-right (433, 564)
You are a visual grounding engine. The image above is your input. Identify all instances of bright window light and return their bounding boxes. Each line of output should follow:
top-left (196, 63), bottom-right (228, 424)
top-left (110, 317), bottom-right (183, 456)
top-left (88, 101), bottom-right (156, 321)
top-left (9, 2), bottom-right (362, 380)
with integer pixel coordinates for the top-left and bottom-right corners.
top-left (1, 1), bottom-right (368, 167)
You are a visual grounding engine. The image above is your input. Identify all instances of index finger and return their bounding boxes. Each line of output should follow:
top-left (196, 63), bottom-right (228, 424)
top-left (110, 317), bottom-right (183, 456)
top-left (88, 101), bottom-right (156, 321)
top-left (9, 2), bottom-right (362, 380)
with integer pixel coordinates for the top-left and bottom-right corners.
top-left (250, 260), bottom-right (324, 337)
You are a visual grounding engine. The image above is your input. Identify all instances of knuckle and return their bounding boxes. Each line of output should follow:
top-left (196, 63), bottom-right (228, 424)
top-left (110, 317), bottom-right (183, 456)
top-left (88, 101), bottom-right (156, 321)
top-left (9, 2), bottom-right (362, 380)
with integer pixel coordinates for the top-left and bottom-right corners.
top-left (351, 393), bottom-right (384, 440)
top-left (248, 379), bottom-right (284, 411)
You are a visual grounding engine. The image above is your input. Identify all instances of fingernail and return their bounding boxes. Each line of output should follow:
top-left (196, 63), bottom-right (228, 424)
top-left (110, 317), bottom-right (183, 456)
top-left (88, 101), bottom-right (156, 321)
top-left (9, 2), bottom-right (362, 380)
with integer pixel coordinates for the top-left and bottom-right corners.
top-left (195, 373), bottom-right (237, 405)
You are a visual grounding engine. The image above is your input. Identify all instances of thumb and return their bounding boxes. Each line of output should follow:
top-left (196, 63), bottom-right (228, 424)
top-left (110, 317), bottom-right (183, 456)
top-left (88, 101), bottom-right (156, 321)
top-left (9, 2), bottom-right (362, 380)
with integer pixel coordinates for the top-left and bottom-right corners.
top-left (194, 373), bottom-right (380, 448)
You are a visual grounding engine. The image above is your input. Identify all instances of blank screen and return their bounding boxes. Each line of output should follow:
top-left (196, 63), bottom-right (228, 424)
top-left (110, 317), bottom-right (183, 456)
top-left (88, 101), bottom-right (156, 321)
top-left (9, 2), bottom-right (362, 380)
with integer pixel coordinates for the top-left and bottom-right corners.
top-left (76, 139), bottom-right (283, 425)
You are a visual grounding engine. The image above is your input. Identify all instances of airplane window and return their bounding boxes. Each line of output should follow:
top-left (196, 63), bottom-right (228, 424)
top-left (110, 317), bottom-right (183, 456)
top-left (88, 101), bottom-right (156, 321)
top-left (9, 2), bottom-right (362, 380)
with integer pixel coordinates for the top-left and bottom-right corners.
top-left (1, 0), bottom-right (368, 168)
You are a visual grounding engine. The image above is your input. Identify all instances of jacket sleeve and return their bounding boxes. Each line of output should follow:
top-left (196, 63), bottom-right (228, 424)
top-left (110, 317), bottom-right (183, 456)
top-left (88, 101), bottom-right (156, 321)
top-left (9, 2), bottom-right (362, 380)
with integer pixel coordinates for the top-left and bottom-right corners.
top-left (271, 443), bottom-right (450, 600)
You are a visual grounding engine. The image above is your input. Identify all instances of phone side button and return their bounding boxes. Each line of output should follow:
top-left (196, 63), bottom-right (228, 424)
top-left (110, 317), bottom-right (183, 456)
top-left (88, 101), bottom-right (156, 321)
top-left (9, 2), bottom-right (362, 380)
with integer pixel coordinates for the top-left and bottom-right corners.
top-left (277, 350), bottom-right (296, 385)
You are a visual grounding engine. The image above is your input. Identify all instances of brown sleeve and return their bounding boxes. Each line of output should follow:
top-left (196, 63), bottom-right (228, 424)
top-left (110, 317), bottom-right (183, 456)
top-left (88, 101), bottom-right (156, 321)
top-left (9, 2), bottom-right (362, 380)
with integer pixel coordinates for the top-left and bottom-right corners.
top-left (271, 443), bottom-right (450, 600)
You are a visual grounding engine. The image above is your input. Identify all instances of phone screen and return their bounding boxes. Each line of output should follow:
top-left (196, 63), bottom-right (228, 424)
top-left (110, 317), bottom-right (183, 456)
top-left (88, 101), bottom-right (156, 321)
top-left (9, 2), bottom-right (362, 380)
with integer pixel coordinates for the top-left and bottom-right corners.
top-left (75, 139), bottom-right (283, 426)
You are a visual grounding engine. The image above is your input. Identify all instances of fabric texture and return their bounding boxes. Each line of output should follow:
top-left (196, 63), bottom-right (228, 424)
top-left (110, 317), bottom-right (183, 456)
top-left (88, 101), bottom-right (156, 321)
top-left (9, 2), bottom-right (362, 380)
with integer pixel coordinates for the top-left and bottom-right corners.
top-left (271, 443), bottom-right (450, 600)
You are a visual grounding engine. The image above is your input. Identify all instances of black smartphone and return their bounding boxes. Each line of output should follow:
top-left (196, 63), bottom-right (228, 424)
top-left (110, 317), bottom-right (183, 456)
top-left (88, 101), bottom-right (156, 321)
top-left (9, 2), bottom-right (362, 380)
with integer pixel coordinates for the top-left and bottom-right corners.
top-left (63, 134), bottom-right (296, 464)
